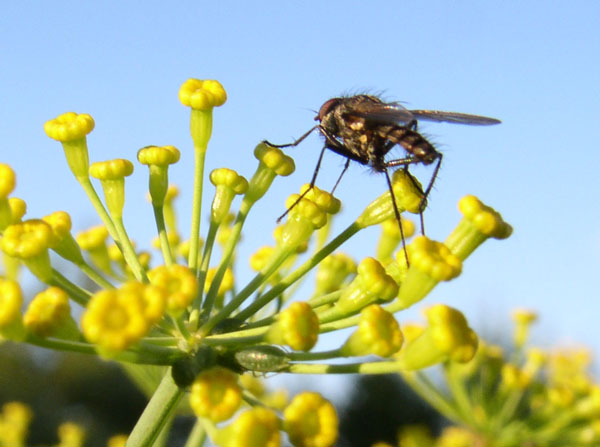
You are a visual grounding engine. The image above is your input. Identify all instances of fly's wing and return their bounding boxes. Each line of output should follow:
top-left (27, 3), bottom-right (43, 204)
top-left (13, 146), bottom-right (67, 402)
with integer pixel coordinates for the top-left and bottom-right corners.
top-left (347, 100), bottom-right (416, 125)
top-left (408, 110), bottom-right (501, 125)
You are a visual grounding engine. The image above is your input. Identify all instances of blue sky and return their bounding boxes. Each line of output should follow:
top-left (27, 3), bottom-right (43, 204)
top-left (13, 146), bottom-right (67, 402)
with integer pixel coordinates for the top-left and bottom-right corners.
top-left (1, 1), bottom-right (599, 381)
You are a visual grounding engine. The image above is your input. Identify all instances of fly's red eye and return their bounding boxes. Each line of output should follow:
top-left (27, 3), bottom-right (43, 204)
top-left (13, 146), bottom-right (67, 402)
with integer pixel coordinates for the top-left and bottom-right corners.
top-left (316, 98), bottom-right (341, 122)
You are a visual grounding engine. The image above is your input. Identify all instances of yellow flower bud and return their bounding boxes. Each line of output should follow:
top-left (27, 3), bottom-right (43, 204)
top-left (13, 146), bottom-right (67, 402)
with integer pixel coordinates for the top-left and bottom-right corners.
top-left (0, 278), bottom-right (23, 328)
top-left (334, 257), bottom-right (398, 316)
top-left (445, 195), bottom-right (512, 261)
top-left (137, 145), bottom-right (181, 166)
top-left (148, 264), bottom-right (197, 315)
top-left (216, 407), bottom-right (281, 447)
top-left (396, 304), bottom-right (478, 370)
top-left (57, 422), bottom-right (86, 447)
top-left (0, 163), bottom-right (16, 199)
top-left (341, 304), bottom-right (403, 357)
top-left (23, 287), bottom-right (72, 337)
top-left (284, 392), bottom-right (338, 447)
top-left (314, 252), bottom-right (357, 295)
top-left (190, 367), bottom-right (242, 422)
top-left (396, 236), bottom-right (462, 309)
top-left (209, 168), bottom-right (248, 223)
top-left (245, 143), bottom-right (295, 203)
top-left (266, 301), bottom-right (320, 352)
top-left (179, 79), bottom-right (227, 110)
top-left (44, 112), bottom-right (95, 142)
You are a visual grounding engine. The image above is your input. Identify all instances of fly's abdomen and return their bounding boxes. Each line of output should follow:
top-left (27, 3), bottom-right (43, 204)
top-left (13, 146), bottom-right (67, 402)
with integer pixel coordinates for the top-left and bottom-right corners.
top-left (387, 127), bottom-right (438, 165)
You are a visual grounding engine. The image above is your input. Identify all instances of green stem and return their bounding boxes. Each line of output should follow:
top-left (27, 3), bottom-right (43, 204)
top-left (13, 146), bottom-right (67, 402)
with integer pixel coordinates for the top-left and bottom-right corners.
top-left (288, 349), bottom-right (342, 361)
top-left (308, 290), bottom-right (343, 309)
top-left (114, 216), bottom-right (148, 282)
top-left (188, 148), bottom-right (207, 272)
top-left (185, 420), bottom-right (207, 447)
top-left (153, 205), bottom-right (174, 266)
top-left (77, 176), bottom-right (119, 237)
top-left (195, 219), bottom-right (219, 309)
top-left (50, 269), bottom-right (92, 306)
top-left (234, 222), bottom-right (362, 323)
top-left (78, 261), bottom-right (115, 289)
top-left (24, 334), bottom-right (183, 364)
top-left (199, 200), bottom-right (252, 323)
top-left (287, 359), bottom-right (408, 374)
top-left (126, 369), bottom-right (183, 447)
top-left (200, 245), bottom-right (294, 336)
top-left (401, 371), bottom-right (465, 424)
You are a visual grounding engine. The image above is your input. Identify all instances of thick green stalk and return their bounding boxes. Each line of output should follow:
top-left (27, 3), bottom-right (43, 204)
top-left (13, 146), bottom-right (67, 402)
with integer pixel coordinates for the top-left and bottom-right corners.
top-left (126, 369), bottom-right (183, 447)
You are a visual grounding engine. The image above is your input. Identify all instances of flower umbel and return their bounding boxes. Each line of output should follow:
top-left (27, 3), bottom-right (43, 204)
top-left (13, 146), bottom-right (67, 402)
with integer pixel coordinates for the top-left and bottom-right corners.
top-left (2, 79), bottom-right (513, 447)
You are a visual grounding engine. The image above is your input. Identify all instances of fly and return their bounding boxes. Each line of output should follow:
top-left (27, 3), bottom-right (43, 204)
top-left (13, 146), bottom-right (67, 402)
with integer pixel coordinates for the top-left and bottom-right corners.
top-left (264, 94), bottom-right (500, 265)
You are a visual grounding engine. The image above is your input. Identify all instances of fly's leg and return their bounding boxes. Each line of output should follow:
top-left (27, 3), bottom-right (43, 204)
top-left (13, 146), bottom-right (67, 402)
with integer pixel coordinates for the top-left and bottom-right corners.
top-left (263, 125), bottom-right (319, 149)
top-left (331, 158), bottom-right (351, 194)
top-left (383, 167), bottom-right (410, 267)
top-left (276, 145), bottom-right (327, 223)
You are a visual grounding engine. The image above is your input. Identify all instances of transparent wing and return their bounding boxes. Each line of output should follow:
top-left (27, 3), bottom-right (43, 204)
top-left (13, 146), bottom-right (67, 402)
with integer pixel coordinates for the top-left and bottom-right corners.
top-left (349, 101), bottom-right (415, 125)
top-left (408, 110), bottom-right (501, 125)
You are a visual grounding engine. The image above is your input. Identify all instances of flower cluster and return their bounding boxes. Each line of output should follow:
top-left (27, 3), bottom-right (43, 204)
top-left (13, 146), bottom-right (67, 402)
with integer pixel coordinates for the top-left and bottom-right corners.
top-left (381, 311), bottom-right (600, 447)
top-left (0, 79), bottom-right (512, 447)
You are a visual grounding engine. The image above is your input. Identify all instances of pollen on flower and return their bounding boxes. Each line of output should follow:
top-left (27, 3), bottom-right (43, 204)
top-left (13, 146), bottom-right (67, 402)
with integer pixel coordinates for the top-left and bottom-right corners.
top-left (189, 367), bottom-right (242, 422)
top-left (44, 112), bottom-right (95, 142)
top-left (267, 301), bottom-right (320, 352)
top-left (23, 287), bottom-right (71, 337)
top-left (283, 392), bottom-right (338, 447)
top-left (148, 264), bottom-right (197, 314)
top-left (178, 79), bottom-right (227, 110)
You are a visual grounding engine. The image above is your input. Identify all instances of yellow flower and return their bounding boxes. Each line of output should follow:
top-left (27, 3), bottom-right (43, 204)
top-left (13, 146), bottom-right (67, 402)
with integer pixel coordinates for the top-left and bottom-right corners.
top-left (23, 287), bottom-right (71, 337)
top-left (335, 257), bottom-right (398, 315)
top-left (284, 392), bottom-right (338, 447)
top-left (445, 195), bottom-right (512, 261)
top-left (266, 301), bottom-right (320, 351)
top-left (396, 304), bottom-right (478, 370)
top-left (189, 367), bottom-right (242, 422)
top-left (341, 304), bottom-right (404, 357)
top-left (1, 219), bottom-right (54, 258)
top-left (314, 252), bottom-right (357, 295)
top-left (57, 422), bottom-right (86, 447)
top-left (148, 264), bottom-right (198, 315)
top-left (0, 401), bottom-right (33, 447)
top-left (209, 168), bottom-right (249, 224)
top-left (81, 282), bottom-right (165, 353)
top-left (107, 434), bottom-right (128, 447)
top-left (0, 278), bottom-right (23, 328)
top-left (179, 79), bottom-right (227, 110)
top-left (396, 236), bottom-right (462, 309)
top-left (217, 407), bottom-right (281, 447)
top-left (245, 143), bottom-right (295, 203)
top-left (0, 163), bottom-right (16, 199)
top-left (44, 112), bottom-right (95, 142)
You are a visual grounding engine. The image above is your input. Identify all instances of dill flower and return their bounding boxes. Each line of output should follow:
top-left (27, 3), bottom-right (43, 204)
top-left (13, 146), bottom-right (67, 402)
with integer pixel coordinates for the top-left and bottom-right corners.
top-left (189, 367), bottom-right (242, 422)
top-left (216, 407), bottom-right (281, 447)
top-left (283, 392), bottom-right (338, 447)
